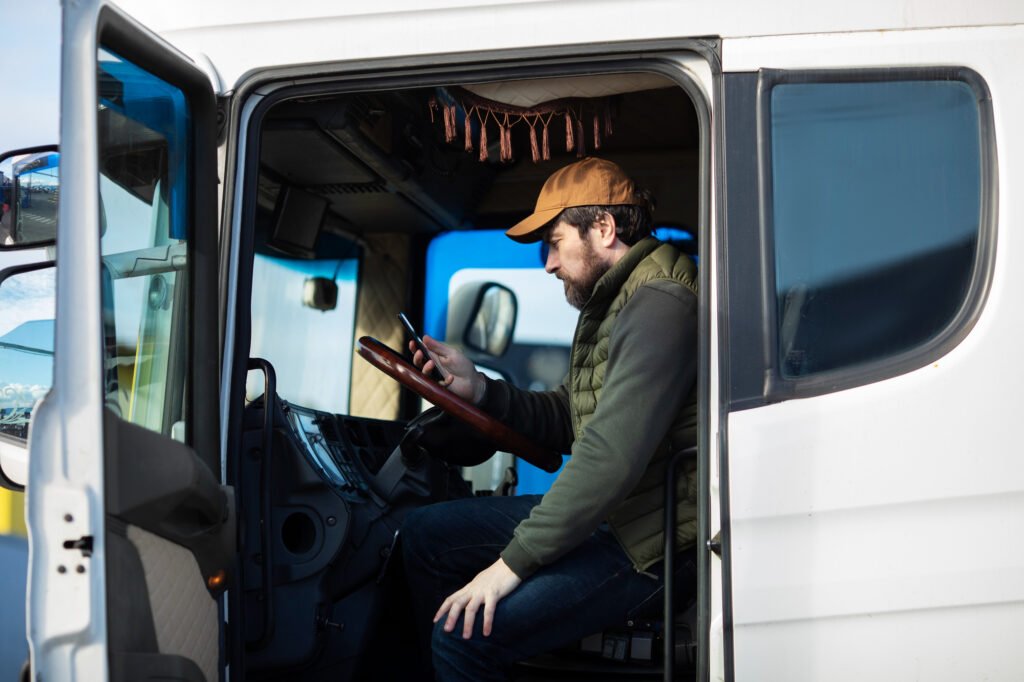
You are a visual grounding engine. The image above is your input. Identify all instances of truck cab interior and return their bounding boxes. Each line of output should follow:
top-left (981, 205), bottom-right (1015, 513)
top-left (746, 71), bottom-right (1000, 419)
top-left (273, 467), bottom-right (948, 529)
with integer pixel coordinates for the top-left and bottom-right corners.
top-left (225, 66), bottom-right (704, 681)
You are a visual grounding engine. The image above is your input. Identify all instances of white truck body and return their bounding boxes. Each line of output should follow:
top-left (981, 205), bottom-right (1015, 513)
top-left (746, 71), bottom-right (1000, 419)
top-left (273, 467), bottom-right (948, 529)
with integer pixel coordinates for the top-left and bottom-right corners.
top-left (3, 1), bottom-right (1022, 680)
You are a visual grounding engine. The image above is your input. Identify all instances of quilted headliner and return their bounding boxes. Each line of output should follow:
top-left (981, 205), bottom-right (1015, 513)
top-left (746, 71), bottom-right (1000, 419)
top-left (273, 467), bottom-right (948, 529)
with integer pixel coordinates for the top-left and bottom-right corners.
top-left (463, 72), bottom-right (675, 108)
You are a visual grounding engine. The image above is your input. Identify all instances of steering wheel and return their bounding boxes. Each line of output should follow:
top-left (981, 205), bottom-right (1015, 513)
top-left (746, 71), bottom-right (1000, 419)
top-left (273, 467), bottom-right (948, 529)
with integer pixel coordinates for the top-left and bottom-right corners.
top-left (356, 336), bottom-right (562, 473)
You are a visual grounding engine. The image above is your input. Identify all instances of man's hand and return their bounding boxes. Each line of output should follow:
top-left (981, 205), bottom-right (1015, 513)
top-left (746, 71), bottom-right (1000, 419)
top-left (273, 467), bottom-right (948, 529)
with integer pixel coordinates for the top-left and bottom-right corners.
top-left (434, 558), bottom-right (521, 639)
top-left (409, 335), bottom-right (487, 404)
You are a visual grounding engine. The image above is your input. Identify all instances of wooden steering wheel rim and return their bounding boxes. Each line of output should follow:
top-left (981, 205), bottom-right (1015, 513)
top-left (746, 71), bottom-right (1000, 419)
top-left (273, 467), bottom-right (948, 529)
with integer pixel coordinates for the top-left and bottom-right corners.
top-left (356, 336), bottom-right (562, 473)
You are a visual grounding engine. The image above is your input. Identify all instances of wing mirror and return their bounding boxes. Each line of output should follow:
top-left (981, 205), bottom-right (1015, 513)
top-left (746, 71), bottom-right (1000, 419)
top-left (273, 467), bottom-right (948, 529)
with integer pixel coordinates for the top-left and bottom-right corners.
top-left (0, 261), bottom-right (56, 489)
top-left (462, 283), bottom-right (517, 357)
top-left (0, 145), bottom-right (59, 250)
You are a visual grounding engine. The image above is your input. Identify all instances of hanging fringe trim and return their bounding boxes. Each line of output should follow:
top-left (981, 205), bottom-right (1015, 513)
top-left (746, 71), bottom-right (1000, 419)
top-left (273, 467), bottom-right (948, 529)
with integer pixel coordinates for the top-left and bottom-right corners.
top-left (478, 111), bottom-right (490, 162)
top-left (431, 87), bottom-right (618, 163)
top-left (541, 113), bottom-right (553, 161)
top-left (499, 114), bottom-right (513, 162)
top-left (443, 102), bottom-right (457, 143)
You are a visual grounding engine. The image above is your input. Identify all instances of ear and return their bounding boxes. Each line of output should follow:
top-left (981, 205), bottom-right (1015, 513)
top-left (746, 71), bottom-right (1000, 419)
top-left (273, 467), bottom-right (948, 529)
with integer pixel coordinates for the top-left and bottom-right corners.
top-left (593, 212), bottom-right (618, 248)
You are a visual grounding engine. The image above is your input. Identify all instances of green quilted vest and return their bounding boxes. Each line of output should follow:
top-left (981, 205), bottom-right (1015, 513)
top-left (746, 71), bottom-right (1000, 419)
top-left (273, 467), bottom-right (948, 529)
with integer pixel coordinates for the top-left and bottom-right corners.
top-left (569, 236), bottom-right (699, 571)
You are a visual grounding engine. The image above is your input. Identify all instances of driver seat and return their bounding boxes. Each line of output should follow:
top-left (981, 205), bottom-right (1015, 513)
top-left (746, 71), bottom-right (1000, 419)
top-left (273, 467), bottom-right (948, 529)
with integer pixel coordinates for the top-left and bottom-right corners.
top-left (515, 446), bottom-right (700, 681)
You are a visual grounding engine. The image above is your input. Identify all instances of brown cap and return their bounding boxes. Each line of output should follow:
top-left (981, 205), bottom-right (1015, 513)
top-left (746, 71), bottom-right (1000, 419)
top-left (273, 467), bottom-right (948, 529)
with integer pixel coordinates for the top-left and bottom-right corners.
top-left (505, 157), bottom-right (638, 243)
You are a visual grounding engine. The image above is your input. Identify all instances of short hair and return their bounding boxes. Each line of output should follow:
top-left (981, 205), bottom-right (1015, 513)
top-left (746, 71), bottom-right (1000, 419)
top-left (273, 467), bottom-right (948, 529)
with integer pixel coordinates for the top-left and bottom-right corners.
top-left (552, 187), bottom-right (656, 246)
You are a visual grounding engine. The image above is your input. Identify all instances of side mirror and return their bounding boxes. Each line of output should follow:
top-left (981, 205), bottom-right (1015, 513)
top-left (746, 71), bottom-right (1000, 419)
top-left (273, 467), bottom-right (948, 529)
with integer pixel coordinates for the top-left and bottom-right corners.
top-left (0, 145), bottom-right (59, 250)
top-left (0, 262), bottom-right (56, 489)
top-left (462, 284), bottom-right (517, 357)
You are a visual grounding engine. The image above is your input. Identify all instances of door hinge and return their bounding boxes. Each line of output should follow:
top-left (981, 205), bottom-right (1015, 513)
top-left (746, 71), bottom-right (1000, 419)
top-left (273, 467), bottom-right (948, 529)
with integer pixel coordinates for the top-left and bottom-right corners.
top-left (707, 531), bottom-right (722, 556)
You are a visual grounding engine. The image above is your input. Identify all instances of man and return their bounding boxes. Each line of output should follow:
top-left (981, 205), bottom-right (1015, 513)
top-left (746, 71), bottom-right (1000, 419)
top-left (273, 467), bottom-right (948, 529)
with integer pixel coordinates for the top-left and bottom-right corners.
top-left (402, 157), bottom-right (699, 681)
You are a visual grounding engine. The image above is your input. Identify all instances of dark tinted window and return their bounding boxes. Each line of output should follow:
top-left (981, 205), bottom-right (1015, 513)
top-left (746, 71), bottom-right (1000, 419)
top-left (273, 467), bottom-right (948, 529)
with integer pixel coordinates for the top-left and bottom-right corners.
top-left (770, 80), bottom-right (982, 377)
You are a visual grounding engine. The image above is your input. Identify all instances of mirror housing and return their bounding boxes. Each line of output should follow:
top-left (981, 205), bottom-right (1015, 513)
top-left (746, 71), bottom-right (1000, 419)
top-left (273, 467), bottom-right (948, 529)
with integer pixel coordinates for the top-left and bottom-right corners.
top-left (302, 277), bottom-right (339, 311)
top-left (0, 261), bottom-right (56, 490)
top-left (0, 145), bottom-right (59, 250)
top-left (461, 283), bottom-right (518, 357)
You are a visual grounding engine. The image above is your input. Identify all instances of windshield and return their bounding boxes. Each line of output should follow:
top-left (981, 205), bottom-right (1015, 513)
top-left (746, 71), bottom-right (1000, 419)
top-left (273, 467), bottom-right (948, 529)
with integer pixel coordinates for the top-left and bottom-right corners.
top-left (247, 254), bottom-right (359, 413)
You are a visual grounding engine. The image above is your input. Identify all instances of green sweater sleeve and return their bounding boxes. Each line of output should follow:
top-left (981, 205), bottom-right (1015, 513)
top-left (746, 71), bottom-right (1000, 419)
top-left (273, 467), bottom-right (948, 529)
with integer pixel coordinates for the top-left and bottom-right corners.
top-left (478, 376), bottom-right (574, 454)
top-left (498, 280), bottom-right (698, 578)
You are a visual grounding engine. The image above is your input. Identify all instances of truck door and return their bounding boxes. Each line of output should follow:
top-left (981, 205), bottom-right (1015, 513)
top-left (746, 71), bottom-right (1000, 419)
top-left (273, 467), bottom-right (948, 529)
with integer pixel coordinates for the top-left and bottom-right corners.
top-left (26, 2), bottom-right (226, 680)
top-left (717, 27), bottom-right (1021, 681)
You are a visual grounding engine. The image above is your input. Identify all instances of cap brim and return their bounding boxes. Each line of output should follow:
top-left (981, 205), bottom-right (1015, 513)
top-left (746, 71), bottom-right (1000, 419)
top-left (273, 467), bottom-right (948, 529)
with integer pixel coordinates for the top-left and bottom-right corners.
top-left (504, 206), bottom-right (563, 243)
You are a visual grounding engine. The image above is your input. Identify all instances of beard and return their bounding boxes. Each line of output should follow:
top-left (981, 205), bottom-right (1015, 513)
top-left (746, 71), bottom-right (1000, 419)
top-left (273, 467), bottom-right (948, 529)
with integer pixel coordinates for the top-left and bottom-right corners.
top-left (559, 238), bottom-right (611, 310)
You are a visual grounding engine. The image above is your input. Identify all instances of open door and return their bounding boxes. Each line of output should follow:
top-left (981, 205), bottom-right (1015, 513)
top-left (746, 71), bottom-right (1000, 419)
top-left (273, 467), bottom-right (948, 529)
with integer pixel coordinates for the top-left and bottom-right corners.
top-left (26, 1), bottom-right (227, 680)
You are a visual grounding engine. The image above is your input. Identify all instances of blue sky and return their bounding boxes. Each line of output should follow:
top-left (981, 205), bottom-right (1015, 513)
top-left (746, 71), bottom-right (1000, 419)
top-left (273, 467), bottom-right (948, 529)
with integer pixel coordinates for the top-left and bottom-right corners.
top-left (0, 1), bottom-right (60, 153)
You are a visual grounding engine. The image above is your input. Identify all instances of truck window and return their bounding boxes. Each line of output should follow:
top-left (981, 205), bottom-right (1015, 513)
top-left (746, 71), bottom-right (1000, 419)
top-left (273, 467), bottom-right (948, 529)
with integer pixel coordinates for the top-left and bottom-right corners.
top-left (98, 47), bottom-right (192, 437)
top-left (769, 79), bottom-right (983, 378)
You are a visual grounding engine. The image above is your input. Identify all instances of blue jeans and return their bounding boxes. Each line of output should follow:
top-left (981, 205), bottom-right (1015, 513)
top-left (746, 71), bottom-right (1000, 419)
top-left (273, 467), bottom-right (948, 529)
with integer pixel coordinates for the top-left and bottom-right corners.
top-left (402, 494), bottom-right (681, 682)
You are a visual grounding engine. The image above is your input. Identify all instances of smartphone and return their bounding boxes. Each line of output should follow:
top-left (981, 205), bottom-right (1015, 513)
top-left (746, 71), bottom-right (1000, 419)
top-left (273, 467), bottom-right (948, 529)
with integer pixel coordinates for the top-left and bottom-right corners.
top-left (398, 312), bottom-right (447, 382)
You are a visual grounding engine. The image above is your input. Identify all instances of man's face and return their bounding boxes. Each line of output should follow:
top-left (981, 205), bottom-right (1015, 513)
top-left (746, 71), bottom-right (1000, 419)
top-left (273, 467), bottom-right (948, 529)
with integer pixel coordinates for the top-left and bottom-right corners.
top-left (543, 219), bottom-right (611, 310)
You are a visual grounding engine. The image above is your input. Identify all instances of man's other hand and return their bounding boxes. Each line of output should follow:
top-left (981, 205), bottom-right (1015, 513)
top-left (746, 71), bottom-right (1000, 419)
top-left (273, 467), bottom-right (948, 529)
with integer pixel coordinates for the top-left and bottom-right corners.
top-left (409, 335), bottom-right (487, 404)
top-left (434, 558), bottom-right (522, 639)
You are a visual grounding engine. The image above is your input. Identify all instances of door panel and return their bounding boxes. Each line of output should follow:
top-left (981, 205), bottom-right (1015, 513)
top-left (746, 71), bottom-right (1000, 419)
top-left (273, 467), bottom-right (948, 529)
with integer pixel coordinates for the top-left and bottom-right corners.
top-left (719, 26), bottom-right (1024, 681)
top-left (27, 2), bottom-right (223, 680)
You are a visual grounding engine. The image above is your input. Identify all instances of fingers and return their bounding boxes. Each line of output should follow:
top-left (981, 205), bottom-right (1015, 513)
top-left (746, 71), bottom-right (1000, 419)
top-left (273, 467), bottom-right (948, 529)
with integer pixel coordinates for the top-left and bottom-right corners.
top-left (408, 340), bottom-right (448, 382)
top-left (462, 594), bottom-right (483, 639)
top-left (408, 341), bottom-right (424, 368)
top-left (434, 593), bottom-right (456, 625)
top-left (408, 342), bottom-right (439, 377)
top-left (435, 590), bottom-right (467, 635)
top-left (482, 596), bottom-right (496, 637)
top-left (432, 560), bottom-right (519, 640)
top-left (422, 334), bottom-right (448, 356)
top-left (432, 590), bottom-right (489, 640)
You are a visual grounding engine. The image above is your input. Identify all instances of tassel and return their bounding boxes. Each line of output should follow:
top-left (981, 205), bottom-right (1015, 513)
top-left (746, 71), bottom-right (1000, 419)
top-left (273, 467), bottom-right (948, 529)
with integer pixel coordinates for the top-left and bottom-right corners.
top-left (428, 97), bottom-right (438, 123)
top-left (444, 102), bottom-right (457, 143)
top-left (604, 100), bottom-right (613, 136)
top-left (505, 124), bottom-right (514, 162)
top-left (593, 112), bottom-right (601, 150)
top-left (575, 117), bottom-right (586, 158)
top-left (464, 109), bottom-right (473, 152)
top-left (479, 117), bottom-right (489, 162)
top-left (497, 123), bottom-right (504, 161)
top-left (529, 122), bottom-right (540, 163)
top-left (565, 111), bottom-right (574, 151)
top-left (542, 121), bottom-right (551, 160)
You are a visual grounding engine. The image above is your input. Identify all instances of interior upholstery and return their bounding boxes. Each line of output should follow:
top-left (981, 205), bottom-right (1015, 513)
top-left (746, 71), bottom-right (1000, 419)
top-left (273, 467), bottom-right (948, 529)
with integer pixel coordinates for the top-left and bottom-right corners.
top-left (127, 524), bottom-right (218, 682)
top-left (348, 232), bottom-right (411, 420)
